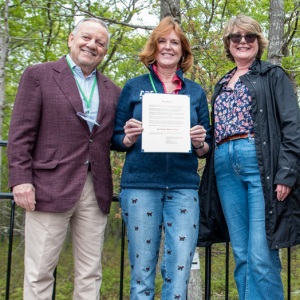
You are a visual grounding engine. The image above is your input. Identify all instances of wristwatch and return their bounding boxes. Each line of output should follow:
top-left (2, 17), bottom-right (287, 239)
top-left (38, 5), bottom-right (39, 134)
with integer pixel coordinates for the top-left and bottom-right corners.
top-left (194, 141), bottom-right (204, 149)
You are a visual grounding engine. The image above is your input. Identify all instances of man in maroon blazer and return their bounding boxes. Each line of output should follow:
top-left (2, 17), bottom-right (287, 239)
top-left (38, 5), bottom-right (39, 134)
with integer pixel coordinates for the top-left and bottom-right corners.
top-left (7, 18), bottom-right (121, 299)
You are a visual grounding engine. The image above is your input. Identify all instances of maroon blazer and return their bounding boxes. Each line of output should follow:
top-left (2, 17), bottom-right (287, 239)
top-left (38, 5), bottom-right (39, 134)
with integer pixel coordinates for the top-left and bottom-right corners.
top-left (7, 57), bottom-right (121, 214)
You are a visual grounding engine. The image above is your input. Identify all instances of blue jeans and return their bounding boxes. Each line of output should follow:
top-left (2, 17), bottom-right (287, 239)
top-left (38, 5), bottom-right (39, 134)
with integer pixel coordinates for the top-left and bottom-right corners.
top-left (120, 188), bottom-right (199, 300)
top-left (214, 137), bottom-right (284, 300)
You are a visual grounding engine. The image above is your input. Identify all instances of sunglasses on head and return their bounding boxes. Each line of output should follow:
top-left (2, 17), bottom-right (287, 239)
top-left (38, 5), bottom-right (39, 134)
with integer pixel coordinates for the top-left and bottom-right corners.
top-left (228, 33), bottom-right (257, 44)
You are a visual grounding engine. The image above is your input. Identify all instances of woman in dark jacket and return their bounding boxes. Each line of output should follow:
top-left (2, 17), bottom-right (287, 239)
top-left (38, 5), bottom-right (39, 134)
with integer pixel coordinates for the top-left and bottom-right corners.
top-left (199, 15), bottom-right (300, 300)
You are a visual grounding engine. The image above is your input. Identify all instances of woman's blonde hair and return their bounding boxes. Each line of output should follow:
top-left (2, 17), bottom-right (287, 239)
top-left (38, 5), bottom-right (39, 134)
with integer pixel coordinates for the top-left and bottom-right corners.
top-left (223, 15), bottom-right (268, 62)
top-left (139, 16), bottom-right (193, 73)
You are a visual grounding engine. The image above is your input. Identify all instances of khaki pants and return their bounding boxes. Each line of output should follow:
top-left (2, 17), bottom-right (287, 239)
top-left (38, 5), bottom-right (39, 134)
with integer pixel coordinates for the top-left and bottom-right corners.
top-left (23, 173), bottom-right (107, 300)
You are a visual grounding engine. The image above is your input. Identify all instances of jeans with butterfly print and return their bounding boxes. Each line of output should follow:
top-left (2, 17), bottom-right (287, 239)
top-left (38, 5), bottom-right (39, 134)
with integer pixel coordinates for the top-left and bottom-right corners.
top-left (120, 188), bottom-right (199, 300)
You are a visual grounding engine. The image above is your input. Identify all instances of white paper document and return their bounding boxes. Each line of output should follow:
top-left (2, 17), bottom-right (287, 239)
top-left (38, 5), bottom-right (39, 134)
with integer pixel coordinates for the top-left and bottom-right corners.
top-left (142, 93), bottom-right (191, 153)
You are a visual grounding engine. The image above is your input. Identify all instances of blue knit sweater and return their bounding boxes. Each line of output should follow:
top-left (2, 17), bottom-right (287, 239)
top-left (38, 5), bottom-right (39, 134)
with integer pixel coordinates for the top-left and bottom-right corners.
top-left (111, 66), bottom-right (211, 189)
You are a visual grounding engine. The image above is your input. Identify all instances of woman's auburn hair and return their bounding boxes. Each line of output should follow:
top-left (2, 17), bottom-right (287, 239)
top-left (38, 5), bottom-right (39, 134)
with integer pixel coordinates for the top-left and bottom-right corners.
top-left (223, 15), bottom-right (269, 62)
top-left (139, 16), bottom-right (193, 73)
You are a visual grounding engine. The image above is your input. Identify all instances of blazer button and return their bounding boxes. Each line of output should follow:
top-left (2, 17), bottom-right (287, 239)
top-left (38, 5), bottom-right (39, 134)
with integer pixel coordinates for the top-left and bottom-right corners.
top-left (84, 160), bottom-right (89, 166)
top-left (89, 139), bottom-right (93, 143)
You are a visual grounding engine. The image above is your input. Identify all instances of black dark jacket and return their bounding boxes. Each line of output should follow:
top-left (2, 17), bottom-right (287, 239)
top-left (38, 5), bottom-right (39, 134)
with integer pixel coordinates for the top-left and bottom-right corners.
top-left (198, 60), bottom-right (300, 249)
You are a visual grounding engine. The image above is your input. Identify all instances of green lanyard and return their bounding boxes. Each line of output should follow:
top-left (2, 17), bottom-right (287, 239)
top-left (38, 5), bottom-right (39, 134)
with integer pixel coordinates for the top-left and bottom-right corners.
top-left (66, 56), bottom-right (97, 113)
top-left (149, 73), bottom-right (158, 93)
top-left (149, 72), bottom-right (183, 93)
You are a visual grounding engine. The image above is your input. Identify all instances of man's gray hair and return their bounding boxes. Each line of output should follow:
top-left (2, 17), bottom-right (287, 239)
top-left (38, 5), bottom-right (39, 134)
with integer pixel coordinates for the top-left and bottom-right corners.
top-left (72, 18), bottom-right (110, 49)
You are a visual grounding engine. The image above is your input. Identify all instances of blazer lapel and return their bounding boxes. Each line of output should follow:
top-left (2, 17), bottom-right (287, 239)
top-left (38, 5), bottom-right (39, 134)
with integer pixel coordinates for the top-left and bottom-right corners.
top-left (95, 72), bottom-right (110, 127)
top-left (52, 57), bottom-right (84, 114)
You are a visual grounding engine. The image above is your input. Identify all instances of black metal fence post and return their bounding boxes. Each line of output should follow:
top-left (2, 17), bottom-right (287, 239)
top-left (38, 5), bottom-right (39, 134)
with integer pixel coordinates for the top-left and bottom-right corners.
top-left (287, 247), bottom-right (291, 300)
top-left (204, 246), bottom-right (211, 300)
top-left (119, 220), bottom-right (126, 300)
top-left (3, 194), bottom-right (15, 300)
top-left (225, 242), bottom-right (229, 300)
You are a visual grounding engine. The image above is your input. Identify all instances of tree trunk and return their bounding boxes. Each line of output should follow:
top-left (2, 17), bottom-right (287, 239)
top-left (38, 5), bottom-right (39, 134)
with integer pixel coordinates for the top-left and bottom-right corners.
top-left (268, 0), bottom-right (284, 66)
top-left (268, 0), bottom-right (298, 96)
top-left (0, 0), bottom-right (9, 240)
top-left (160, 0), bottom-right (181, 22)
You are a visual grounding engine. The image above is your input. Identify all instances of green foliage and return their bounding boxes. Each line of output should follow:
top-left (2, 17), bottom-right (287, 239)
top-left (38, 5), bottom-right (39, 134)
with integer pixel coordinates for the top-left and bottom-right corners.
top-left (111, 151), bottom-right (125, 195)
top-left (7, 0), bottom-right (71, 67)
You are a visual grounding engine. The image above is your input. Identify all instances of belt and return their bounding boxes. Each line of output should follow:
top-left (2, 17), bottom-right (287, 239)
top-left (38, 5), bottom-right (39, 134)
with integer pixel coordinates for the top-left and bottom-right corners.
top-left (218, 133), bottom-right (254, 146)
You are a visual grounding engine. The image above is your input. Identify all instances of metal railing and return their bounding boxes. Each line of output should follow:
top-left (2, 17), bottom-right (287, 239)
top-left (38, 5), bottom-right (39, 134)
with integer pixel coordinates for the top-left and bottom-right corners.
top-left (1, 193), bottom-right (14, 300)
top-left (2, 194), bottom-right (294, 300)
top-left (0, 140), bottom-right (295, 300)
top-left (1, 194), bottom-right (125, 300)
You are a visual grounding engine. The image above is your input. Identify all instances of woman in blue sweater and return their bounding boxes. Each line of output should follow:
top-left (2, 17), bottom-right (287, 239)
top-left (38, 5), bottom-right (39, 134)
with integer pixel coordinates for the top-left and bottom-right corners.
top-left (112, 16), bottom-right (210, 299)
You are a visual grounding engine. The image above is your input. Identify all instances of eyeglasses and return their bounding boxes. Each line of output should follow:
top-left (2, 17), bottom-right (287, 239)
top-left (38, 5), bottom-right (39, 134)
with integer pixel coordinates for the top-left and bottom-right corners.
top-left (228, 33), bottom-right (257, 44)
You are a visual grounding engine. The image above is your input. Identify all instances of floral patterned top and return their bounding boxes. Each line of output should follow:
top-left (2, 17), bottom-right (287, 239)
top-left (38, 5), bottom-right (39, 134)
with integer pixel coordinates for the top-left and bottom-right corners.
top-left (214, 69), bottom-right (254, 144)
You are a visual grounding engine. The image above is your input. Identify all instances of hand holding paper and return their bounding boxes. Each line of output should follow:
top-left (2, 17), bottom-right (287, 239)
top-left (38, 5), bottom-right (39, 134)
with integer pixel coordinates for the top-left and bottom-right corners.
top-left (123, 118), bottom-right (143, 147)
